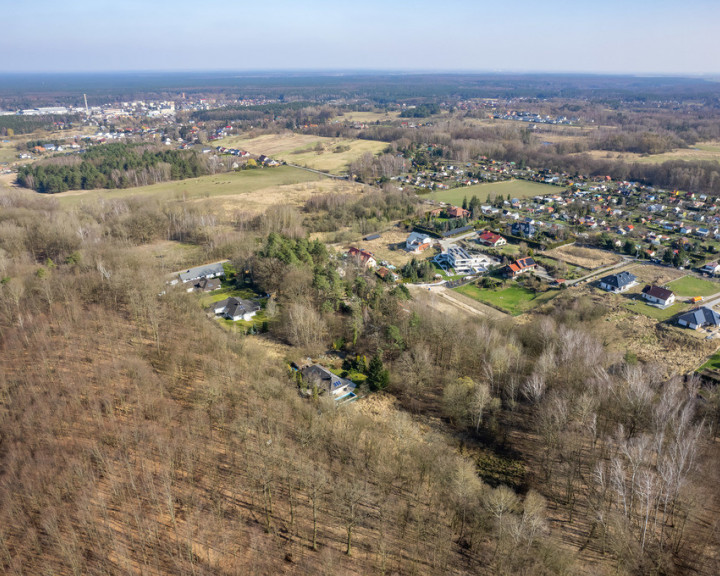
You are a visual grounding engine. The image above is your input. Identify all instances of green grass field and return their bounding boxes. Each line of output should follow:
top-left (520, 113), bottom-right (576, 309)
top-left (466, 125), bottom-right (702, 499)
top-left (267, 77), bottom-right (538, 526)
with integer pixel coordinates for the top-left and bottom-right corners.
top-left (53, 165), bottom-right (323, 206)
top-left (454, 282), bottom-right (557, 316)
top-left (428, 179), bottom-right (560, 206)
top-left (623, 298), bottom-right (688, 322)
top-left (666, 276), bottom-right (720, 298)
top-left (698, 350), bottom-right (720, 371)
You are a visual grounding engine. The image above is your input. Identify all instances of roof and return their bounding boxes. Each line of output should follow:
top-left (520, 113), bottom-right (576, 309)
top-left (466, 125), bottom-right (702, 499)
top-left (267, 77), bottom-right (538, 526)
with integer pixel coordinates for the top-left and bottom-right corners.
top-left (599, 271), bottom-right (636, 288)
top-left (507, 257), bottom-right (536, 274)
top-left (642, 285), bottom-right (674, 301)
top-left (301, 364), bottom-right (352, 391)
top-left (478, 231), bottom-right (503, 243)
top-left (213, 297), bottom-right (260, 317)
top-left (179, 262), bottom-right (225, 283)
top-left (363, 233), bottom-right (381, 241)
top-left (406, 231), bottom-right (432, 246)
top-left (348, 247), bottom-right (375, 264)
top-left (679, 307), bottom-right (720, 327)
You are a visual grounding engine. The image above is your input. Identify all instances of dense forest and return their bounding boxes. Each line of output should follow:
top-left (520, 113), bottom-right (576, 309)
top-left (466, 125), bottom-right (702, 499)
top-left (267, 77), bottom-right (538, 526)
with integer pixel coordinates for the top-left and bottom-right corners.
top-left (16, 143), bottom-right (213, 193)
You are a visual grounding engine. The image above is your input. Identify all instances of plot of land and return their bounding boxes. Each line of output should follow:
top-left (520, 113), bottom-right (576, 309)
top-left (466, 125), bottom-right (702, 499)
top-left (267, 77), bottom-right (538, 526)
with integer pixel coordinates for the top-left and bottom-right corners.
top-left (336, 111), bottom-right (401, 123)
top-left (428, 179), bottom-right (560, 206)
top-left (335, 228), bottom-right (428, 269)
top-left (624, 263), bottom-right (686, 289)
top-left (666, 275), bottom-right (720, 298)
top-left (454, 282), bottom-right (557, 316)
top-left (545, 245), bottom-right (621, 269)
top-left (49, 165), bottom-right (324, 206)
top-left (211, 132), bottom-right (387, 174)
top-left (698, 350), bottom-right (720, 371)
top-left (623, 297), bottom-right (688, 322)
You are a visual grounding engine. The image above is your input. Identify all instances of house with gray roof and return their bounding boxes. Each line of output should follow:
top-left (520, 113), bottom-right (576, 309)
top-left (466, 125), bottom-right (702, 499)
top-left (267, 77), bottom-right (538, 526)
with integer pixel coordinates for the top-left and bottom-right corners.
top-left (179, 262), bottom-right (226, 284)
top-left (301, 364), bottom-right (355, 397)
top-left (599, 271), bottom-right (637, 293)
top-left (678, 307), bottom-right (720, 330)
top-left (212, 297), bottom-right (260, 321)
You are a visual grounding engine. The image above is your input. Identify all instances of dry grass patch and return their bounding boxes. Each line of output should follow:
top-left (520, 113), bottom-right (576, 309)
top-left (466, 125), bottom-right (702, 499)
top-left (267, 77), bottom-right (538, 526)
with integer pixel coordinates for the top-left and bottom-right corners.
top-left (338, 228), bottom-right (422, 268)
top-left (545, 245), bottom-right (622, 269)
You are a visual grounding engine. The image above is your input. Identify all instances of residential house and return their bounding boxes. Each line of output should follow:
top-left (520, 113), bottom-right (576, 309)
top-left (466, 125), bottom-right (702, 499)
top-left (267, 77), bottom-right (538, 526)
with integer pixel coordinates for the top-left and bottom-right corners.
top-left (598, 271), bottom-right (637, 293)
top-left (212, 297), bottom-right (261, 321)
top-left (376, 267), bottom-right (399, 282)
top-left (503, 257), bottom-right (537, 278)
top-left (348, 247), bottom-right (377, 268)
top-left (446, 206), bottom-right (470, 219)
top-left (477, 231), bottom-right (507, 248)
top-left (512, 221), bottom-right (536, 238)
top-left (405, 231), bottom-right (433, 253)
top-left (700, 262), bottom-right (720, 275)
top-left (678, 307), bottom-right (720, 330)
top-left (301, 364), bottom-right (354, 397)
top-left (641, 285), bottom-right (676, 308)
top-left (435, 246), bottom-right (493, 275)
top-left (179, 262), bottom-right (226, 284)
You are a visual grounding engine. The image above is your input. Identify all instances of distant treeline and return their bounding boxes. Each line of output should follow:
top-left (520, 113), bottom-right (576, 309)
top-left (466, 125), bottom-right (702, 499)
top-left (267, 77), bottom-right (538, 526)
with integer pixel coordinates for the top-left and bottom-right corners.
top-left (191, 101), bottom-right (314, 123)
top-left (17, 142), bottom-right (210, 194)
top-left (0, 115), bottom-right (74, 136)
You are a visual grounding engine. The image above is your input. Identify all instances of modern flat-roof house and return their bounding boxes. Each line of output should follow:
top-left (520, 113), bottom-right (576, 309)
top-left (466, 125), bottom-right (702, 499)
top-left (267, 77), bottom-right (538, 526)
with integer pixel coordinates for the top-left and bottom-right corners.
top-left (599, 271), bottom-right (637, 293)
top-left (212, 297), bottom-right (261, 321)
top-left (179, 262), bottom-right (226, 284)
top-left (301, 364), bottom-right (355, 397)
top-left (641, 285), bottom-right (675, 308)
top-left (477, 231), bottom-right (507, 247)
top-left (348, 247), bottom-right (377, 268)
top-left (678, 307), bottom-right (720, 330)
top-left (435, 246), bottom-right (493, 275)
top-left (503, 257), bottom-right (537, 278)
top-left (405, 231), bottom-right (433, 254)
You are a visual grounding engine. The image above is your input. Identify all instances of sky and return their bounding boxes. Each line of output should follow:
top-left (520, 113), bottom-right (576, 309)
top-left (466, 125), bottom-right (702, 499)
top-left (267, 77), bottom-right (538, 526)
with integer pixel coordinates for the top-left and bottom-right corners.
top-left (2, 0), bottom-right (719, 75)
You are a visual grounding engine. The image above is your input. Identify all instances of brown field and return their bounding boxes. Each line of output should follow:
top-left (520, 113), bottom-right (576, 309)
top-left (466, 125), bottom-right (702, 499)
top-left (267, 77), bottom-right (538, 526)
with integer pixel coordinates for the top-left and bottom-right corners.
top-left (573, 140), bottom-right (720, 165)
top-left (210, 132), bottom-right (388, 174)
top-left (545, 244), bottom-right (622, 269)
top-left (623, 262), bottom-right (687, 290)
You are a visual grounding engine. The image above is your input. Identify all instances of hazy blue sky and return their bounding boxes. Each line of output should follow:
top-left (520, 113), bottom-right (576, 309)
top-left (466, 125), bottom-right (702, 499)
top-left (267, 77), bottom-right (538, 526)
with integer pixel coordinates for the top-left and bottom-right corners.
top-left (2, 0), bottom-right (718, 74)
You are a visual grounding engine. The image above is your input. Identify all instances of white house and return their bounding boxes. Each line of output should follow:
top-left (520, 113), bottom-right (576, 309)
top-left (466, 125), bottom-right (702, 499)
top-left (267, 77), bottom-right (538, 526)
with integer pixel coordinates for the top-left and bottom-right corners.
top-left (599, 271), bottom-right (637, 293)
top-left (435, 246), bottom-right (495, 275)
top-left (212, 298), bottom-right (260, 321)
top-left (405, 231), bottom-right (433, 254)
top-left (678, 307), bottom-right (720, 330)
top-left (641, 285), bottom-right (675, 308)
top-left (179, 262), bottom-right (226, 284)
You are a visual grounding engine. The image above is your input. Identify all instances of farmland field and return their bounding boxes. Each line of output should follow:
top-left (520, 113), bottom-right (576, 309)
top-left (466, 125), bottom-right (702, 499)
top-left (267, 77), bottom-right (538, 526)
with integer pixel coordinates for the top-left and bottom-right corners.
top-left (211, 132), bottom-right (387, 174)
top-left (454, 282), bottom-right (557, 316)
top-left (666, 275), bottom-right (720, 298)
top-left (428, 179), bottom-right (560, 206)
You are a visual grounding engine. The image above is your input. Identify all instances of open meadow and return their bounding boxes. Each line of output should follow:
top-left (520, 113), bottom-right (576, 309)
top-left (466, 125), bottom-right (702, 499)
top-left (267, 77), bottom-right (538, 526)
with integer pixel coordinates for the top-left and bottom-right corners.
top-left (666, 275), bottom-right (720, 298)
top-left (211, 132), bottom-right (387, 174)
top-left (427, 179), bottom-right (560, 206)
top-left (454, 282), bottom-right (557, 316)
top-left (49, 165), bottom-right (325, 206)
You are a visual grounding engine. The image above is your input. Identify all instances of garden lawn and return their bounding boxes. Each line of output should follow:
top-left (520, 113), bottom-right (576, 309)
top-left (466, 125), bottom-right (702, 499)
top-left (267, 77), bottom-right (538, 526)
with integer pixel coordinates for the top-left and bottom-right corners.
top-left (623, 299), bottom-right (688, 322)
top-left (698, 350), bottom-right (720, 371)
top-left (666, 275), bottom-right (720, 298)
top-left (429, 179), bottom-right (559, 206)
top-left (454, 282), bottom-right (557, 316)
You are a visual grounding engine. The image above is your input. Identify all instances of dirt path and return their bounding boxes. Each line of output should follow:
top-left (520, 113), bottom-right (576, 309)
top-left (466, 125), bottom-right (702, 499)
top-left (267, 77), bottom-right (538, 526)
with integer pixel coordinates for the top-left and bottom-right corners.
top-left (409, 284), bottom-right (508, 320)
